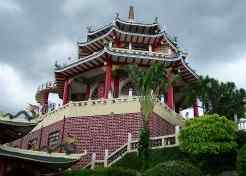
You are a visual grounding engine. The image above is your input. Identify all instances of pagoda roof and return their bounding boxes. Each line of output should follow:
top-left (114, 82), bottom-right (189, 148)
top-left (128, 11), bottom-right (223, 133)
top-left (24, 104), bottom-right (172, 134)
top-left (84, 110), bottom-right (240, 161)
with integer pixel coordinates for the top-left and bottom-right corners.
top-left (54, 46), bottom-right (198, 97)
top-left (78, 27), bottom-right (177, 57)
top-left (0, 145), bottom-right (84, 174)
top-left (0, 113), bottom-right (40, 144)
top-left (87, 17), bottom-right (161, 40)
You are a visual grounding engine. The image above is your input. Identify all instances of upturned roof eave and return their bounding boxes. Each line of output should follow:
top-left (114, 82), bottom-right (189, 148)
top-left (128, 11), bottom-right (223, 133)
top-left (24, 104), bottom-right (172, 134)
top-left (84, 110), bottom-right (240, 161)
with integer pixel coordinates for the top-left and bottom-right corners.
top-left (54, 47), bottom-right (180, 73)
top-left (0, 118), bottom-right (39, 127)
top-left (78, 27), bottom-right (166, 47)
top-left (87, 17), bottom-right (160, 36)
top-left (0, 145), bottom-right (84, 164)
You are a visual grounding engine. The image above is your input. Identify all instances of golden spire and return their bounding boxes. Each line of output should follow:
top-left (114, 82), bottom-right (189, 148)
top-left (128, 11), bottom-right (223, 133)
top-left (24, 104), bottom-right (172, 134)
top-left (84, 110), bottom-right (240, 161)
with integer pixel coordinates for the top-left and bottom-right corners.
top-left (128, 6), bottom-right (134, 22)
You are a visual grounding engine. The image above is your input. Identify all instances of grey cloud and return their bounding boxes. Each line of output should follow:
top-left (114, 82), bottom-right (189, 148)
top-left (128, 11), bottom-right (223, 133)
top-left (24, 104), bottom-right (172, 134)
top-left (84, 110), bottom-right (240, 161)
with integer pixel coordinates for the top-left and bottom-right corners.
top-left (0, 0), bottom-right (246, 112)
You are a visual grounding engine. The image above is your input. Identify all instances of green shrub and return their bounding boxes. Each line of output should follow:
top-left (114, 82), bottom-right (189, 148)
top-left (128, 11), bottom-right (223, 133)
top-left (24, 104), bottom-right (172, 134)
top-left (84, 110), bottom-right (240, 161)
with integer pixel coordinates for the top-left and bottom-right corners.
top-left (237, 144), bottom-right (246, 176)
top-left (113, 147), bottom-right (189, 171)
top-left (236, 130), bottom-right (246, 149)
top-left (179, 114), bottom-right (238, 155)
top-left (143, 161), bottom-right (202, 176)
top-left (65, 167), bottom-right (138, 176)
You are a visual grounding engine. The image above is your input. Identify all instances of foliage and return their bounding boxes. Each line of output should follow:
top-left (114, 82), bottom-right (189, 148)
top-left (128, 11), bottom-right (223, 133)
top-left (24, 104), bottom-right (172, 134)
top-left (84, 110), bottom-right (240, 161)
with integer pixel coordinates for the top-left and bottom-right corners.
top-left (127, 63), bottom-right (169, 96)
top-left (113, 147), bottom-right (189, 171)
top-left (179, 114), bottom-right (238, 155)
top-left (143, 161), bottom-right (202, 176)
top-left (138, 128), bottom-right (150, 168)
top-left (236, 130), bottom-right (246, 149)
top-left (182, 75), bottom-right (246, 120)
top-left (114, 147), bottom-right (236, 175)
top-left (64, 167), bottom-right (138, 176)
top-left (237, 144), bottom-right (246, 176)
top-left (198, 150), bottom-right (237, 175)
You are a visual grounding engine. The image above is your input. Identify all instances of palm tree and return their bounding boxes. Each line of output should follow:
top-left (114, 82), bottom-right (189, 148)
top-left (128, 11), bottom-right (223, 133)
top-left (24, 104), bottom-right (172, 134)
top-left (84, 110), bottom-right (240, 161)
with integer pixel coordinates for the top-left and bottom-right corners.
top-left (127, 63), bottom-right (170, 168)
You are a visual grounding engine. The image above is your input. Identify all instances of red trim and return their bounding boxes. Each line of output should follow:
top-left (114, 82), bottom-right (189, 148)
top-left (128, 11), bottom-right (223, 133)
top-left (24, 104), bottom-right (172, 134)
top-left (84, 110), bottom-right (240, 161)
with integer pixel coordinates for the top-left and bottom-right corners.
top-left (167, 84), bottom-right (174, 110)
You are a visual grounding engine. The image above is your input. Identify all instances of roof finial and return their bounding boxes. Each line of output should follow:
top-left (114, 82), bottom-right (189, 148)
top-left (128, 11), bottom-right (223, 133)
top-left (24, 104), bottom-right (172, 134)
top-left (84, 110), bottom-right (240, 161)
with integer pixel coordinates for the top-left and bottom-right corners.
top-left (86, 26), bottom-right (92, 32)
top-left (154, 17), bottom-right (158, 24)
top-left (115, 12), bottom-right (119, 19)
top-left (128, 6), bottom-right (134, 22)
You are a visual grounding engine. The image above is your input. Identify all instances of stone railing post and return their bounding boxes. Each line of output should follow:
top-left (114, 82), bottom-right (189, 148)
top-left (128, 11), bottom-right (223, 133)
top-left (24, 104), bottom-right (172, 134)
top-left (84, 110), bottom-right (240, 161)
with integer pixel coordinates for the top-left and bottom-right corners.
top-left (104, 149), bottom-right (109, 167)
top-left (128, 88), bottom-right (133, 97)
top-left (175, 125), bottom-right (180, 145)
top-left (161, 137), bottom-right (165, 147)
top-left (127, 133), bottom-right (132, 152)
top-left (160, 94), bottom-right (165, 104)
top-left (91, 153), bottom-right (96, 169)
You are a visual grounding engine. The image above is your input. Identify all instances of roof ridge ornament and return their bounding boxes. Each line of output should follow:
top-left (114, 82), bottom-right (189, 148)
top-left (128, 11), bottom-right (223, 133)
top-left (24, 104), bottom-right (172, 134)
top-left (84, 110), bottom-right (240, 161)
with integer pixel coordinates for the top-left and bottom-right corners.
top-left (128, 6), bottom-right (135, 22)
top-left (154, 17), bottom-right (158, 24)
top-left (115, 12), bottom-right (119, 19)
top-left (87, 26), bottom-right (92, 33)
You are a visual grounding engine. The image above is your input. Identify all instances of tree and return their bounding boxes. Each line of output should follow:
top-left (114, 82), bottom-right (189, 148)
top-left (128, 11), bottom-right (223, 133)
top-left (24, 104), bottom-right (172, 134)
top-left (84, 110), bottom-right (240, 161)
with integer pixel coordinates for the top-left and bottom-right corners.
top-left (179, 114), bottom-right (238, 155)
top-left (238, 144), bottom-right (246, 176)
top-left (127, 63), bottom-right (170, 168)
top-left (182, 75), bottom-right (246, 120)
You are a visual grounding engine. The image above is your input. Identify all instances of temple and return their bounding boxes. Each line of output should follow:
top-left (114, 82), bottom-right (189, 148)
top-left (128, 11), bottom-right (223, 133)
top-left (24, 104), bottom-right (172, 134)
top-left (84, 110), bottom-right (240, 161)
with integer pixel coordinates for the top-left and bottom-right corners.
top-left (5, 7), bottom-right (200, 173)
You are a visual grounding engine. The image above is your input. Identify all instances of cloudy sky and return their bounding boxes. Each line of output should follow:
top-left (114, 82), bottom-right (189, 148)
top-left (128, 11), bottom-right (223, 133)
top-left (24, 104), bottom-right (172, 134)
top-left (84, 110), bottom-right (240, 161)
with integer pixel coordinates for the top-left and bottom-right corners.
top-left (0, 0), bottom-right (246, 113)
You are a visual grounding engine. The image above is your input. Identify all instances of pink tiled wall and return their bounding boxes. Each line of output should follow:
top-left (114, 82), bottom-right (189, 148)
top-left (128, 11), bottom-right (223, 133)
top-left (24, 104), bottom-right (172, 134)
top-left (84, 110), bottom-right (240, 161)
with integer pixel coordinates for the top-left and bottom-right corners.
top-left (11, 112), bottom-right (174, 168)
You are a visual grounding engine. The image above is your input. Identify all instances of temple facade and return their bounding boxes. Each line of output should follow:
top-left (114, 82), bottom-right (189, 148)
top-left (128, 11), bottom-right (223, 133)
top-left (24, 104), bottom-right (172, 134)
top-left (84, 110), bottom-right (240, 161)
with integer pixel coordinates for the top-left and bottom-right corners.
top-left (11, 7), bottom-right (199, 169)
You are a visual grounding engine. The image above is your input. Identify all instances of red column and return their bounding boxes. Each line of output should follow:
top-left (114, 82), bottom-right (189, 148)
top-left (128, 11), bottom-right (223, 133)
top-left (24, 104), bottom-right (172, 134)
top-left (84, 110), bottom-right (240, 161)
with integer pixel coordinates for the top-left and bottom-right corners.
top-left (85, 84), bottom-right (90, 100)
top-left (104, 59), bottom-right (112, 99)
top-left (193, 97), bottom-right (199, 117)
top-left (114, 77), bottom-right (120, 98)
top-left (63, 80), bottom-right (70, 105)
top-left (167, 81), bottom-right (174, 110)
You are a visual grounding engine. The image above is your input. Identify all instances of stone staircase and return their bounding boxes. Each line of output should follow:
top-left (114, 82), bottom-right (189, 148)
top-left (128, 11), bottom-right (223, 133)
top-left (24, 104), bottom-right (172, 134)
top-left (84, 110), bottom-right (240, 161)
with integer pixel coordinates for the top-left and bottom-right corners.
top-left (84, 131), bottom-right (179, 169)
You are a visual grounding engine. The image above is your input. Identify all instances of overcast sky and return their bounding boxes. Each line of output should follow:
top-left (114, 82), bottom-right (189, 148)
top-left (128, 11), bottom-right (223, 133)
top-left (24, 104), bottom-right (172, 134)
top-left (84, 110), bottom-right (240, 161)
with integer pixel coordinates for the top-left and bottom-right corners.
top-left (0, 0), bottom-right (246, 113)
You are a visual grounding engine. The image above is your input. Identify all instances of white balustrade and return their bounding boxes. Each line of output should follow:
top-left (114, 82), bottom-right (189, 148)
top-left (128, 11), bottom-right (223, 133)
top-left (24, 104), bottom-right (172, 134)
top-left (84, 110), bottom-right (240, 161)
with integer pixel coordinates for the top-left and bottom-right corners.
top-left (91, 153), bottom-right (96, 169)
top-left (85, 133), bottom-right (178, 169)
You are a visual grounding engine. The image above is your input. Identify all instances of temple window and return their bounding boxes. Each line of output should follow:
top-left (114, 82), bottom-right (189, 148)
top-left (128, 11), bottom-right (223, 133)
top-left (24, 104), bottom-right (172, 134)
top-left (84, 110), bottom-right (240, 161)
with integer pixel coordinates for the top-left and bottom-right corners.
top-left (48, 131), bottom-right (60, 149)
